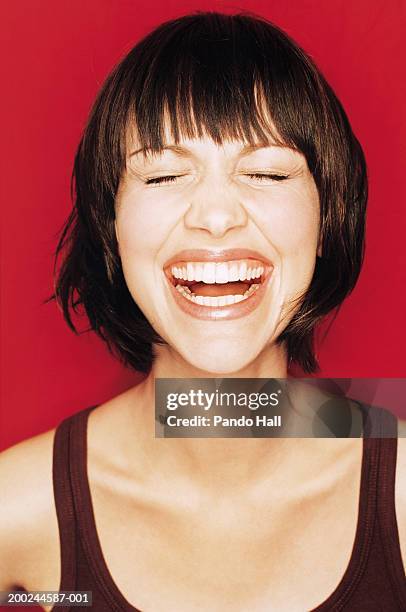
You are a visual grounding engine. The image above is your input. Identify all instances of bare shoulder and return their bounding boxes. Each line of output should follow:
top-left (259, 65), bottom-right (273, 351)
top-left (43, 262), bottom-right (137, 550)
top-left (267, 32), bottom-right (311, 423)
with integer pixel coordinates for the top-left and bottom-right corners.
top-left (0, 428), bottom-right (59, 590)
top-left (396, 419), bottom-right (406, 571)
top-left (0, 388), bottom-right (140, 593)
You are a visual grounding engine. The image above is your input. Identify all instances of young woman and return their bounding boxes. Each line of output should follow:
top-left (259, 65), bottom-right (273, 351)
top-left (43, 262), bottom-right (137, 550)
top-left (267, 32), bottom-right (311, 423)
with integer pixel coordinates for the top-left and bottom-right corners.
top-left (1, 12), bottom-right (405, 611)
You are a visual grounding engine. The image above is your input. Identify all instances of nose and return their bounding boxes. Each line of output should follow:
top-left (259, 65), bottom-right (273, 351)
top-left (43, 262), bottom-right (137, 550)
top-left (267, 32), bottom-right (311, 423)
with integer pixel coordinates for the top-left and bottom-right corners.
top-left (183, 178), bottom-right (248, 239)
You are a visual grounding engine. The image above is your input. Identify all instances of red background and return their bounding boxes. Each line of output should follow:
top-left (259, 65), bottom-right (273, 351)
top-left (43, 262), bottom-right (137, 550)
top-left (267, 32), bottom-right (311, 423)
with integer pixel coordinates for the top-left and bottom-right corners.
top-left (1, 0), bottom-right (405, 451)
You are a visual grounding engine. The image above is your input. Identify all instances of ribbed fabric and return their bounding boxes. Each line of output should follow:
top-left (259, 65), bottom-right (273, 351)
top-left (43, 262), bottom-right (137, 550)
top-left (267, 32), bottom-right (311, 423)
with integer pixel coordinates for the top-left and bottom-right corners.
top-left (52, 405), bottom-right (406, 611)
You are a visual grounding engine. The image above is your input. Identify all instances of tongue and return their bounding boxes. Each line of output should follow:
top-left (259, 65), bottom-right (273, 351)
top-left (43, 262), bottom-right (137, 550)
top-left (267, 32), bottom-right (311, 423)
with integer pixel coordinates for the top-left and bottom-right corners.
top-left (186, 281), bottom-right (251, 296)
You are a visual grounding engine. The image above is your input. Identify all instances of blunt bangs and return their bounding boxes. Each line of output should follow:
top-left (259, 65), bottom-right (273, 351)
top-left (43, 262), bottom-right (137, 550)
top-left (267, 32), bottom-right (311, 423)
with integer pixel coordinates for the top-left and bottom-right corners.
top-left (50, 12), bottom-right (367, 374)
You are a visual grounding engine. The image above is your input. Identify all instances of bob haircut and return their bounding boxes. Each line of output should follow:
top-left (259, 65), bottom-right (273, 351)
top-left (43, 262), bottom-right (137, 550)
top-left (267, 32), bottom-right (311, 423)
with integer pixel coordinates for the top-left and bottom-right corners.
top-left (50, 11), bottom-right (367, 374)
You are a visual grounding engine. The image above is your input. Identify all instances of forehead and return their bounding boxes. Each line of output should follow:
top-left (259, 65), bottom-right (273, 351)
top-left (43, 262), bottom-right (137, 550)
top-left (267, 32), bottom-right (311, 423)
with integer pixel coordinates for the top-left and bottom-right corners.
top-left (127, 140), bottom-right (304, 167)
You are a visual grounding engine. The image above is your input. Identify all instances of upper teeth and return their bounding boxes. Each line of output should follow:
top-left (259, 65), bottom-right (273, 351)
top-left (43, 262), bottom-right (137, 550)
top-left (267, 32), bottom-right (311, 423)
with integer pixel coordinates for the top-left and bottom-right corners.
top-left (170, 260), bottom-right (265, 283)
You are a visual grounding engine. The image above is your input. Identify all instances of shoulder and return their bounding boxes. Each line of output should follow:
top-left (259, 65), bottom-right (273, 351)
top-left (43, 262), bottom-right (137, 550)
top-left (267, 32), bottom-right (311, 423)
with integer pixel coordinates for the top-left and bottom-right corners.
top-left (396, 420), bottom-right (406, 571)
top-left (0, 428), bottom-right (59, 589)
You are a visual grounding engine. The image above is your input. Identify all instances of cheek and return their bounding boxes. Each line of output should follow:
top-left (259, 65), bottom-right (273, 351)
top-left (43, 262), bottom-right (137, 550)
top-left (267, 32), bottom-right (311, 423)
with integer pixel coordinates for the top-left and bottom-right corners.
top-left (278, 210), bottom-right (319, 257)
top-left (114, 198), bottom-right (159, 301)
top-left (253, 193), bottom-right (318, 250)
top-left (117, 213), bottom-right (152, 260)
top-left (115, 190), bottom-right (176, 258)
top-left (114, 203), bottom-right (160, 317)
top-left (247, 184), bottom-right (319, 284)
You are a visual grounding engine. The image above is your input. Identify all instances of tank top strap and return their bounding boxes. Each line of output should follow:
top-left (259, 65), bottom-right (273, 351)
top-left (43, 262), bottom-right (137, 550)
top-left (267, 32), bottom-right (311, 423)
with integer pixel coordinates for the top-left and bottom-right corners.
top-left (361, 401), bottom-right (399, 438)
top-left (52, 406), bottom-right (97, 594)
top-left (375, 433), bottom-right (406, 604)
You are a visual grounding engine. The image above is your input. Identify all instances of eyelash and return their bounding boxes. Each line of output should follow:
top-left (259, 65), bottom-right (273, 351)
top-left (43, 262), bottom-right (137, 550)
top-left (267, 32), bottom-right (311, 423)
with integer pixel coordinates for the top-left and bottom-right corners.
top-left (244, 173), bottom-right (289, 182)
top-left (145, 173), bottom-right (290, 185)
top-left (145, 175), bottom-right (183, 185)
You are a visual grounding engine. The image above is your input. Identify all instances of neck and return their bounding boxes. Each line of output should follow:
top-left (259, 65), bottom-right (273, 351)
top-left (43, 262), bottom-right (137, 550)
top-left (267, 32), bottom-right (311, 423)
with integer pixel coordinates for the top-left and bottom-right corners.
top-left (128, 342), bottom-right (316, 491)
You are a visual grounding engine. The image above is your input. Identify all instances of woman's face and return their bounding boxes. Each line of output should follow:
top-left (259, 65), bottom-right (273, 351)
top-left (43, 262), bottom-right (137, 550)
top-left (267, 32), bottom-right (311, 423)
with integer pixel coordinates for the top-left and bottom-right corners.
top-left (115, 133), bottom-right (320, 373)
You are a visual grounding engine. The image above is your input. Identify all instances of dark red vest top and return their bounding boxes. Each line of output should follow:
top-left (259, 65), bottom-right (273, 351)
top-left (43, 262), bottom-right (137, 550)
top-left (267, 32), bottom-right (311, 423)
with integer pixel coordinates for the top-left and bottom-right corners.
top-left (52, 405), bottom-right (406, 611)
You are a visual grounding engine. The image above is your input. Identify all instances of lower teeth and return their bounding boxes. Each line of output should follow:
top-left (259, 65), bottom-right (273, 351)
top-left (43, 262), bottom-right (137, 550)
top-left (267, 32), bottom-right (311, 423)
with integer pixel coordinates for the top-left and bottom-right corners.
top-left (175, 284), bottom-right (261, 306)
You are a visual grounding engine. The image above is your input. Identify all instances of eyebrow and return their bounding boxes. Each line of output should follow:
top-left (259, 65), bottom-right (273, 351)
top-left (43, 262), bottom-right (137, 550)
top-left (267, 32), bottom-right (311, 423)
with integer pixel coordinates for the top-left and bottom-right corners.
top-left (128, 142), bottom-right (288, 159)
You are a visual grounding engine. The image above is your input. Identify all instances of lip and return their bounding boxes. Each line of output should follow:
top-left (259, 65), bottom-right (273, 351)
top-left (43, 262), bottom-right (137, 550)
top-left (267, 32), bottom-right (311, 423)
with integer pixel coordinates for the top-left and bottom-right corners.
top-left (163, 248), bottom-right (274, 321)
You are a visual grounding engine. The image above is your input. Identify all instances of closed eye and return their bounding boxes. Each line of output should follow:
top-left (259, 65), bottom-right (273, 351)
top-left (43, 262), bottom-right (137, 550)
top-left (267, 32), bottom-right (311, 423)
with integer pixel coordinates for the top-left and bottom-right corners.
top-left (145, 175), bottom-right (185, 185)
top-left (244, 173), bottom-right (289, 182)
top-left (145, 172), bottom-right (289, 185)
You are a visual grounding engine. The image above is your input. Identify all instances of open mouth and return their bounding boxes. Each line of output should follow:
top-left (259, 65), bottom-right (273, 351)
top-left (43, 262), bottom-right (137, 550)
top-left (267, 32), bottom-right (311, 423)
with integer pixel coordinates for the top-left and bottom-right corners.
top-left (165, 259), bottom-right (270, 307)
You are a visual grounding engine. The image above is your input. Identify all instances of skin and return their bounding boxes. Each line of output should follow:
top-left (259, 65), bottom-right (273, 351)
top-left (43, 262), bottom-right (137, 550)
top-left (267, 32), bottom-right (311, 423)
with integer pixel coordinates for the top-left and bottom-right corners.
top-left (0, 135), bottom-right (405, 611)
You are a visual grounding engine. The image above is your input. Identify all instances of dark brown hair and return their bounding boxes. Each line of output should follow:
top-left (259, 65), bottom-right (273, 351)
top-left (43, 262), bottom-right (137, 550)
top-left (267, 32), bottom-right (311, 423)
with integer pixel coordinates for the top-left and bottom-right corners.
top-left (48, 11), bottom-right (367, 373)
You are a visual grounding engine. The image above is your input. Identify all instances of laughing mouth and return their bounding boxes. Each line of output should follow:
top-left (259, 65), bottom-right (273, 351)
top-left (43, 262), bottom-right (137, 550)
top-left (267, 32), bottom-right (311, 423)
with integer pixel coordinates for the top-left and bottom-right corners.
top-left (165, 259), bottom-right (270, 307)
